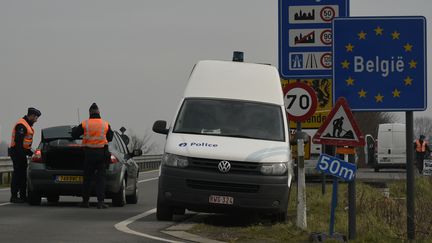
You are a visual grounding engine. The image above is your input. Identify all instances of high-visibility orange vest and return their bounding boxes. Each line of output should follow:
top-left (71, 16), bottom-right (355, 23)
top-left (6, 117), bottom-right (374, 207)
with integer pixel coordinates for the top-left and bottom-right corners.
top-left (81, 119), bottom-right (109, 148)
top-left (415, 140), bottom-right (427, 152)
top-left (10, 118), bottom-right (34, 149)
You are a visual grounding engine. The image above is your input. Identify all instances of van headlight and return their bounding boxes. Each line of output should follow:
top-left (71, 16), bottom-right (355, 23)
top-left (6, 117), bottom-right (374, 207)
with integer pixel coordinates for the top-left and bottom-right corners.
top-left (260, 163), bottom-right (287, 175)
top-left (162, 153), bottom-right (189, 168)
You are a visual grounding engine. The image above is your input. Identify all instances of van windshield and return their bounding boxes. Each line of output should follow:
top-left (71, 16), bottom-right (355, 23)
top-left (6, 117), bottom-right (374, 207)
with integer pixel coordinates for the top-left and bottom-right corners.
top-left (173, 98), bottom-right (285, 141)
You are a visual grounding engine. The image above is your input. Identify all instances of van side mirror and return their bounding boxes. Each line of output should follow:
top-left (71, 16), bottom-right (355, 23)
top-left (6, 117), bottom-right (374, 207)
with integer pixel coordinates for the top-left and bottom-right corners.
top-left (153, 120), bottom-right (169, 135)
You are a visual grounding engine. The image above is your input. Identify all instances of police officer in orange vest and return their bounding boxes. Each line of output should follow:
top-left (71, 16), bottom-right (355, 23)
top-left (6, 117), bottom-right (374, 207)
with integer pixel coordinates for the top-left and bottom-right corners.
top-left (72, 103), bottom-right (113, 209)
top-left (9, 107), bottom-right (41, 203)
top-left (414, 135), bottom-right (430, 174)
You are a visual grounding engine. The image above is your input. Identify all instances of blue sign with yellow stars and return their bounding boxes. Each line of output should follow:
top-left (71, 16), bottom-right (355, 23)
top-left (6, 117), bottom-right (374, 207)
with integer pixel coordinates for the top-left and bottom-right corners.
top-left (333, 17), bottom-right (427, 111)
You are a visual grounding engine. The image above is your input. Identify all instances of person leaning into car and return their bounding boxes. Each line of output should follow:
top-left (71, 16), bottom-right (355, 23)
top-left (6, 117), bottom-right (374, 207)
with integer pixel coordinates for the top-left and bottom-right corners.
top-left (9, 107), bottom-right (41, 203)
top-left (72, 103), bottom-right (113, 209)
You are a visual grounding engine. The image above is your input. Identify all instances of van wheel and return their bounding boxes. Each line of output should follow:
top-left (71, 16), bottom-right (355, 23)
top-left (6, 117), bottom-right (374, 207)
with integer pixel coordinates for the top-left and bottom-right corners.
top-left (112, 179), bottom-right (126, 207)
top-left (28, 189), bottom-right (41, 206)
top-left (126, 182), bottom-right (138, 204)
top-left (156, 198), bottom-right (173, 221)
top-left (47, 195), bottom-right (60, 203)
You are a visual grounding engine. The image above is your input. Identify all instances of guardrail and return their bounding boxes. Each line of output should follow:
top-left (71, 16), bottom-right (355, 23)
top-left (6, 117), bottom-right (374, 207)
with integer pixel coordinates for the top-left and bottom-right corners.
top-left (0, 154), bottom-right (162, 185)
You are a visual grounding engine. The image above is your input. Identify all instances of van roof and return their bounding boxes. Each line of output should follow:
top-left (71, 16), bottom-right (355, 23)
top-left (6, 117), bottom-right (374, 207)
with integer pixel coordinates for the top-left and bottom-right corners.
top-left (183, 60), bottom-right (284, 105)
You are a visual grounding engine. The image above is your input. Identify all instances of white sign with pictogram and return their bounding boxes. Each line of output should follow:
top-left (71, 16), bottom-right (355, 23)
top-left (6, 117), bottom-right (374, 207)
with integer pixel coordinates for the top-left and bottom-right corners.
top-left (313, 97), bottom-right (365, 147)
top-left (289, 52), bottom-right (332, 70)
top-left (283, 82), bottom-right (317, 122)
top-left (289, 5), bottom-right (339, 24)
top-left (289, 29), bottom-right (332, 47)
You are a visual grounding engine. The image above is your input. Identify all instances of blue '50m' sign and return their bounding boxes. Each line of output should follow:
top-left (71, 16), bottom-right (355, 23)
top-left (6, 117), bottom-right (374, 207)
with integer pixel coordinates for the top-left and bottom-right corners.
top-left (316, 154), bottom-right (356, 181)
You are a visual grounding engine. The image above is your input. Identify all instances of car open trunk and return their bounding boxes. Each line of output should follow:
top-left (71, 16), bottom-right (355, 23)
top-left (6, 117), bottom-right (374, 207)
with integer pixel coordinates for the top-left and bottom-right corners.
top-left (45, 144), bottom-right (85, 170)
top-left (41, 125), bottom-right (85, 170)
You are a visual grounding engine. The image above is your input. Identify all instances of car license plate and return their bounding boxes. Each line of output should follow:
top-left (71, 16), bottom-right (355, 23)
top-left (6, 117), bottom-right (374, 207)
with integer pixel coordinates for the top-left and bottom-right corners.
top-left (208, 195), bottom-right (234, 205)
top-left (55, 175), bottom-right (83, 183)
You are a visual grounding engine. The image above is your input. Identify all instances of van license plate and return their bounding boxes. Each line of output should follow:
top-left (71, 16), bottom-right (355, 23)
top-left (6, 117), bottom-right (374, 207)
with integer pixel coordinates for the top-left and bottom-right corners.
top-left (209, 195), bottom-right (234, 205)
top-left (55, 175), bottom-right (83, 183)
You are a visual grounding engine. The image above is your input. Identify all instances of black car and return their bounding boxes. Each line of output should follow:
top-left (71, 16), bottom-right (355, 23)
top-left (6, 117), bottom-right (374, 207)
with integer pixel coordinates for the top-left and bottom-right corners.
top-left (27, 125), bottom-right (142, 206)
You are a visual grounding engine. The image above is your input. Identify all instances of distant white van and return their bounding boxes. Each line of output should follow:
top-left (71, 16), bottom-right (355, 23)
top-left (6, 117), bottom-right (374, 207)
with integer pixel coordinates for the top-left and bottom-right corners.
top-left (375, 123), bottom-right (406, 172)
top-left (153, 57), bottom-right (293, 221)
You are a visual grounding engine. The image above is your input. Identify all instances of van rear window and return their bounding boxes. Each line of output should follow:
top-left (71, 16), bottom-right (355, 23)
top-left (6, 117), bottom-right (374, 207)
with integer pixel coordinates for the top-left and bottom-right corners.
top-left (173, 98), bottom-right (285, 142)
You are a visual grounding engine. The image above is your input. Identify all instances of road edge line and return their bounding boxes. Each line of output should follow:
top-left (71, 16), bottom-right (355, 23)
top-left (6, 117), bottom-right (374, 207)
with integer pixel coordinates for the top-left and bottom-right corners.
top-left (114, 208), bottom-right (184, 243)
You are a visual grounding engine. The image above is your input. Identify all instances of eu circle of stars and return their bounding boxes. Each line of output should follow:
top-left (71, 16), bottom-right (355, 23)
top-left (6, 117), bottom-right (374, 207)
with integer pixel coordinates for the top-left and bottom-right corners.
top-left (333, 17), bottom-right (426, 111)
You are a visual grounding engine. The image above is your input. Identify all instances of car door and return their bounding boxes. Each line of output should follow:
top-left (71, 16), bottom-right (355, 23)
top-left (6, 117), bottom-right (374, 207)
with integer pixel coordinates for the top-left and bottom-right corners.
top-left (114, 132), bottom-right (138, 191)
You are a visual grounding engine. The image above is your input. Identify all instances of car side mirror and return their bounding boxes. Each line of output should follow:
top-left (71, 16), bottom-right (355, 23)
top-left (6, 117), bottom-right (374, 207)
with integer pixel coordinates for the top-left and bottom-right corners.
top-left (153, 120), bottom-right (169, 135)
top-left (132, 149), bottom-right (142, 157)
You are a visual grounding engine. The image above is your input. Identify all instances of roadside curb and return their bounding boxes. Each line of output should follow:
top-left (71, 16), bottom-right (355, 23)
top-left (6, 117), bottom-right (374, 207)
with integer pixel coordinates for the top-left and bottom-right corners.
top-left (161, 215), bottom-right (225, 243)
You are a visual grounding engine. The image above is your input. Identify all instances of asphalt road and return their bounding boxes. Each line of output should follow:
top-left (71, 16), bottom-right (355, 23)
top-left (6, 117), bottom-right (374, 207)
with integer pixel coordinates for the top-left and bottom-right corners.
top-left (0, 170), bottom-right (192, 243)
top-left (0, 168), bottom-right (412, 243)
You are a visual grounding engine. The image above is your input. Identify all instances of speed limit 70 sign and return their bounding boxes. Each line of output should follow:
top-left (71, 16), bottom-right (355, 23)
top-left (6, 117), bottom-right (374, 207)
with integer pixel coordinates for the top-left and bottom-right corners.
top-left (283, 82), bottom-right (317, 122)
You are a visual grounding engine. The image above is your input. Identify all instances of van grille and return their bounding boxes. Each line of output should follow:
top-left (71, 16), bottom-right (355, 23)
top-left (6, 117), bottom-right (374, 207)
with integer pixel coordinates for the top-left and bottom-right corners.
top-left (188, 157), bottom-right (261, 175)
top-left (186, 179), bottom-right (259, 193)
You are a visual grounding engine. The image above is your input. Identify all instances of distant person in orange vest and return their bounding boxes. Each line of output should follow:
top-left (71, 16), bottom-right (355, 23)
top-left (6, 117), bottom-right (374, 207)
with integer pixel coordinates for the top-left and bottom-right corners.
top-left (72, 103), bottom-right (113, 209)
top-left (414, 135), bottom-right (430, 174)
top-left (9, 107), bottom-right (41, 203)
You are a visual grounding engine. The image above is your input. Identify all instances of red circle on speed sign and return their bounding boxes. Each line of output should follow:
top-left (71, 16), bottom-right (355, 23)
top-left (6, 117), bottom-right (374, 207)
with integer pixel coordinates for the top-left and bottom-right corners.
top-left (320, 6), bottom-right (336, 22)
top-left (283, 82), bottom-right (317, 122)
top-left (320, 29), bottom-right (332, 45)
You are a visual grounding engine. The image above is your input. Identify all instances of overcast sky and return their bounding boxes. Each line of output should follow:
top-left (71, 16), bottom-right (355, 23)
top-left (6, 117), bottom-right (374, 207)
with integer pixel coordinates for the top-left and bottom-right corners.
top-left (0, 0), bottom-right (431, 150)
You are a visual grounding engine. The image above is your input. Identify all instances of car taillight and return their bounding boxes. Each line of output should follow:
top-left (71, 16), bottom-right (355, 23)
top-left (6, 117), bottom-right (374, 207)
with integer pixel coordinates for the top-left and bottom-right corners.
top-left (31, 149), bottom-right (43, 163)
top-left (110, 154), bottom-right (119, 164)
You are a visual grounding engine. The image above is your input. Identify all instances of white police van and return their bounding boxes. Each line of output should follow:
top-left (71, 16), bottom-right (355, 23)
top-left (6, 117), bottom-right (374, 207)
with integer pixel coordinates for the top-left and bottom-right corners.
top-left (153, 55), bottom-right (293, 221)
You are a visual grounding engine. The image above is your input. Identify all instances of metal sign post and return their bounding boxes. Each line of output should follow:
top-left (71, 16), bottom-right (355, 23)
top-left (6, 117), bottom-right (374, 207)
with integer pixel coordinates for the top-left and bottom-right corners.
top-left (406, 112), bottom-right (415, 239)
top-left (315, 153), bottom-right (356, 240)
top-left (283, 81), bottom-right (318, 230)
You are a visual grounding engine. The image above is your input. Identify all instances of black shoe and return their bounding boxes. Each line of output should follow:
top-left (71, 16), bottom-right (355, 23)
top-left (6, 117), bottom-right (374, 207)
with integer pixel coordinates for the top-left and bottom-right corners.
top-left (97, 202), bottom-right (109, 209)
top-left (10, 197), bottom-right (25, 203)
top-left (79, 201), bottom-right (90, 208)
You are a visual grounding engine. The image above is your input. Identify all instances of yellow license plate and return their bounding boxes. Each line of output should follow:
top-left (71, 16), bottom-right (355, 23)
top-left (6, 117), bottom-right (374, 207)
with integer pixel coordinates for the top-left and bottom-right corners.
top-left (55, 175), bottom-right (83, 183)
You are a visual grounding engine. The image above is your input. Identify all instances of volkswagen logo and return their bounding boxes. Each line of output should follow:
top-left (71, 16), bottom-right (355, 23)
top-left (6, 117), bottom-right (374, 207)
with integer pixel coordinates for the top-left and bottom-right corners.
top-left (218, 160), bottom-right (231, 173)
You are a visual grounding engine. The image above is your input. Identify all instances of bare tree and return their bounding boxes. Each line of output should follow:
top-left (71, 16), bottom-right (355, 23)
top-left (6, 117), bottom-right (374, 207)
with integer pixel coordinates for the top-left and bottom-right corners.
top-left (354, 112), bottom-right (397, 139)
top-left (354, 112), bottom-right (397, 167)
top-left (414, 116), bottom-right (432, 139)
top-left (126, 128), bottom-right (160, 154)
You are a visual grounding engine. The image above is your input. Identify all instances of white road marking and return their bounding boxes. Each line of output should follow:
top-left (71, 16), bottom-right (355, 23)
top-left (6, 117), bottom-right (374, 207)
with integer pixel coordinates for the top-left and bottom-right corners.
top-left (0, 188), bottom-right (9, 191)
top-left (0, 202), bottom-right (11, 207)
top-left (114, 208), bottom-right (183, 243)
top-left (138, 178), bottom-right (158, 183)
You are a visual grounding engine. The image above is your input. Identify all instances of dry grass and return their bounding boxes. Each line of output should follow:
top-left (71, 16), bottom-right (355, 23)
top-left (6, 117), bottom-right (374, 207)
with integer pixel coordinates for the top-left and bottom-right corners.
top-left (189, 177), bottom-right (432, 242)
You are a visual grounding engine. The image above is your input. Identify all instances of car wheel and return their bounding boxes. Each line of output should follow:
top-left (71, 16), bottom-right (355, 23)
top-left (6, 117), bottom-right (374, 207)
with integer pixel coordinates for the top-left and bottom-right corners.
top-left (47, 195), bottom-right (60, 203)
top-left (112, 179), bottom-right (126, 207)
top-left (27, 189), bottom-right (41, 206)
top-left (156, 196), bottom-right (173, 221)
top-left (126, 182), bottom-right (138, 204)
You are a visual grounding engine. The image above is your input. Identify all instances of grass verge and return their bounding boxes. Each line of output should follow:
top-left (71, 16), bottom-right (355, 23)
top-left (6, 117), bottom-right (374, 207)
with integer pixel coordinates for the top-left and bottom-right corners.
top-left (188, 177), bottom-right (432, 242)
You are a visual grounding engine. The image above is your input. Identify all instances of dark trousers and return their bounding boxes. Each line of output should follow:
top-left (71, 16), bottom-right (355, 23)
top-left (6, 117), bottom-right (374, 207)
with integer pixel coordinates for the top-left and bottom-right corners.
top-left (11, 154), bottom-right (28, 199)
top-left (416, 152), bottom-right (425, 174)
top-left (82, 149), bottom-right (108, 202)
